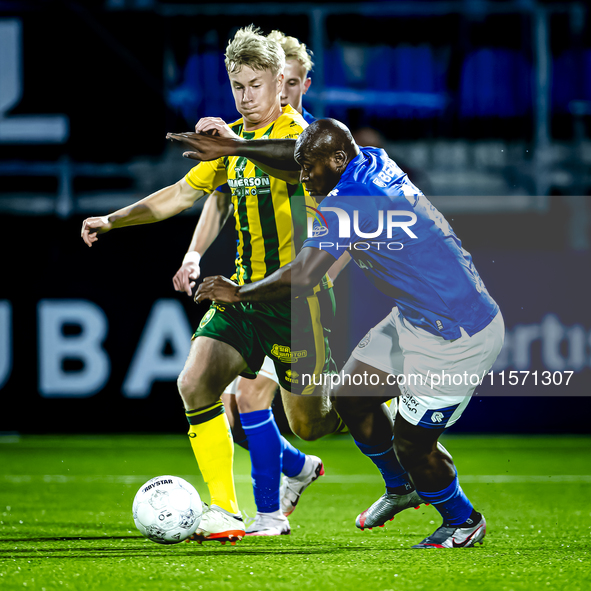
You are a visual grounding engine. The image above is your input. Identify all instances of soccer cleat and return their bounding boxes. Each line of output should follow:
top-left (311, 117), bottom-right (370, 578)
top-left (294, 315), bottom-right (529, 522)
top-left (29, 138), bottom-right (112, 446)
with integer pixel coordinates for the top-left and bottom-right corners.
top-left (280, 455), bottom-right (324, 516)
top-left (356, 489), bottom-right (424, 530)
top-left (190, 504), bottom-right (245, 545)
top-left (245, 511), bottom-right (291, 536)
top-left (412, 513), bottom-right (486, 548)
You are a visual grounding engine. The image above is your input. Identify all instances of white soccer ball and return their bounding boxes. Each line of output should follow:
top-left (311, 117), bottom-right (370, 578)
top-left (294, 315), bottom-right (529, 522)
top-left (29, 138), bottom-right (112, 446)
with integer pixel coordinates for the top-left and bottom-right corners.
top-left (132, 475), bottom-right (202, 544)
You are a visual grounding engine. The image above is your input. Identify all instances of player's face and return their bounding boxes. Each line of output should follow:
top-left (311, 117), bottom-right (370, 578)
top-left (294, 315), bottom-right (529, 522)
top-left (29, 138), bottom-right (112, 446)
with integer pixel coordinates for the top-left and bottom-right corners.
top-left (280, 59), bottom-right (311, 113)
top-left (229, 66), bottom-right (283, 130)
top-left (296, 151), bottom-right (343, 198)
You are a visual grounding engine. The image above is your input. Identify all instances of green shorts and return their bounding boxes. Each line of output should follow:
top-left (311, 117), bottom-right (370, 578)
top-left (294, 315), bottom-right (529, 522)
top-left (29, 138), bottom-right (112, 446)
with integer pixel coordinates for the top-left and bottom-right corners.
top-left (193, 294), bottom-right (336, 395)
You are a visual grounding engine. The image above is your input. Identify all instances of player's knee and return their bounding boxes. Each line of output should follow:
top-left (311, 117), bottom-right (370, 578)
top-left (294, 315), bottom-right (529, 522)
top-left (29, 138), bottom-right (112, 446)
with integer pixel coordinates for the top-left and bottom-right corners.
top-left (288, 417), bottom-right (314, 441)
top-left (176, 370), bottom-right (206, 409)
top-left (287, 415), bottom-right (321, 441)
top-left (176, 370), bottom-right (193, 404)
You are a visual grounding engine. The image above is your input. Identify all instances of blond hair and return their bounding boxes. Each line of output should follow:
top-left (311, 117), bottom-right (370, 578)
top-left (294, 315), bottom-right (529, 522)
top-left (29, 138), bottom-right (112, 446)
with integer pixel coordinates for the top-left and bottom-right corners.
top-left (225, 25), bottom-right (285, 78)
top-left (267, 30), bottom-right (314, 74)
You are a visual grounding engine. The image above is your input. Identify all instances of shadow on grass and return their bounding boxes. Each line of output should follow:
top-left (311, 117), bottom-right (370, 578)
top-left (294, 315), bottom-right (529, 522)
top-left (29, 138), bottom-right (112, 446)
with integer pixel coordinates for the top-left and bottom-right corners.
top-left (0, 540), bottom-right (374, 559)
top-left (0, 535), bottom-right (140, 542)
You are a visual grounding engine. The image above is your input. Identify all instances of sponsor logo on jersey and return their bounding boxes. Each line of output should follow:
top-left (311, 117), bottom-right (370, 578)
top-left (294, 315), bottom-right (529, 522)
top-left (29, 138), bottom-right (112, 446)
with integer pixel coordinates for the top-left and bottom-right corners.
top-left (228, 177), bottom-right (270, 189)
top-left (436, 320), bottom-right (444, 330)
top-left (271, 344), bottom-right (307, 364)
top-left (285, 369), bottom-right (300, 384)
top-left (431, 411), bottom-right (444, 423)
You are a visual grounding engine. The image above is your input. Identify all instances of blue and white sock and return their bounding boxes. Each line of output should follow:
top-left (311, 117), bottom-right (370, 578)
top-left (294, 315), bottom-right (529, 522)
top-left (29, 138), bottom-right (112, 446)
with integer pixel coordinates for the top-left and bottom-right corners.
top-left (417, 472), bottom-right (474, 526)
top-left (240, 409), bottom-right (282, 513)
top-left (354, 436), bottom-right (413, 492)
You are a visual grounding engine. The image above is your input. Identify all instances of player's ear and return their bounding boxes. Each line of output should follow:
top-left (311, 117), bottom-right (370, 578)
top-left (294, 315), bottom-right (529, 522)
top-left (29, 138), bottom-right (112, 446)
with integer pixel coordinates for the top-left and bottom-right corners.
top-left (333, 150), bottom-right (347, 171)
top-left (303, 77), bottom-right (312, 94)
top-left (277, 73), bottom-right (284, 91)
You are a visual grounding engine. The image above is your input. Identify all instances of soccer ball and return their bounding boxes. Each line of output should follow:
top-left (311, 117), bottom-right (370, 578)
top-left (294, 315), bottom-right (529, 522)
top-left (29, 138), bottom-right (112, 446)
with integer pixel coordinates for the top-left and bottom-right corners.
top-left (132, 475), bottom-right (202, 544)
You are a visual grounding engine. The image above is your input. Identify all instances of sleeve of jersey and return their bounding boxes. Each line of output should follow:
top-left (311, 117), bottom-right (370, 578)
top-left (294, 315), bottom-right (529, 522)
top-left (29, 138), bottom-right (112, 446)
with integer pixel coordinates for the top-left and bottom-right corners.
top-left (185, 158), bottom-right (227, 193)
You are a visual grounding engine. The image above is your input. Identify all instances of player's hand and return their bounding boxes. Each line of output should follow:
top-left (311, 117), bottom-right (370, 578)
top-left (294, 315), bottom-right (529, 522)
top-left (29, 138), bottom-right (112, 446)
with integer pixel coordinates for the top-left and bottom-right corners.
top-left (195, 275), bottom-right (241, 304)
top-left (194, 117), bottom-right (240, 140)
top-left (166, 131), bottom-right (243, 162)
top-left (81, 216), bottom-right (112, 247)
top-left (173, 260), bottom-right (201, 296)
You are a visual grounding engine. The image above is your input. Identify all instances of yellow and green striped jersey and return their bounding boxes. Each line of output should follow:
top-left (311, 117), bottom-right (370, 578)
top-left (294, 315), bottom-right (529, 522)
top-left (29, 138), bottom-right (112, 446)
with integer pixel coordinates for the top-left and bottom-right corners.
top-left (185, 105), bottom-right (320, 285)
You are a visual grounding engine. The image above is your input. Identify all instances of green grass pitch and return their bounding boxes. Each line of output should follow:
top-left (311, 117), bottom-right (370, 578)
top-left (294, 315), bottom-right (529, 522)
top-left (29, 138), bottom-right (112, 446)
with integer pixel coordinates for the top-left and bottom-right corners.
top-left (1, 433), bottom-right (590, 591)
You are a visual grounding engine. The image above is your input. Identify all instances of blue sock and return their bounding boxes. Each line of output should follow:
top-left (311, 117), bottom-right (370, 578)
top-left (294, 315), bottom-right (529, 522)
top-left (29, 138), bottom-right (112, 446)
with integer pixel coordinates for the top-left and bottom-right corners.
top-left (240, 409), bottom-right (282, 513)
top-left (280, 437), bottom-right (306, 477)
top-left (354, 437), bottom-right (412, 490)
top-left (417, 473), bottom-right (473, 526)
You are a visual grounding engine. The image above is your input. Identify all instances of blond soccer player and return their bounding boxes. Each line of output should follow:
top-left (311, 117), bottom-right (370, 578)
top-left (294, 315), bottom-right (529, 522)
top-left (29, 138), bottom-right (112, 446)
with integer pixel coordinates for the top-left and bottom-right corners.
top-left (171, 30), bottom-right (331, 537)
top-left (81, 26), bottom-right (340, 544)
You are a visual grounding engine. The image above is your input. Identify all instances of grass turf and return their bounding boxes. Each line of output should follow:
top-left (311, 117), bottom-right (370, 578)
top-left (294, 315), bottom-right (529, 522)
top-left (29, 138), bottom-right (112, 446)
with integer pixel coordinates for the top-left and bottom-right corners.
top-left (1, 434), bottom-right (590, 591)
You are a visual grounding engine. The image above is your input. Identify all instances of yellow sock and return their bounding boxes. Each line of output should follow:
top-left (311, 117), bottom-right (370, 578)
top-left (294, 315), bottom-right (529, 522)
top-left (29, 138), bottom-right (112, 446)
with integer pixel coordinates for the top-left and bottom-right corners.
top-left (186, 402), bottom-right (239, 514)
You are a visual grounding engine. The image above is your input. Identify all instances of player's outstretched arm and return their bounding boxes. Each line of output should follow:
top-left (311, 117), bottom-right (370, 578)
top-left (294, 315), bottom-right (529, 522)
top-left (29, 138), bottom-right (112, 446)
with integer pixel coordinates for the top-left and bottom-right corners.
top-left (195, 247), bottom-right (336, 305)
top-left (172, 190), bottom-right (233, 296)
top-left (81, 178), bottom-right (205, 247)
top-left (167, 133), bottom-right (300, 184)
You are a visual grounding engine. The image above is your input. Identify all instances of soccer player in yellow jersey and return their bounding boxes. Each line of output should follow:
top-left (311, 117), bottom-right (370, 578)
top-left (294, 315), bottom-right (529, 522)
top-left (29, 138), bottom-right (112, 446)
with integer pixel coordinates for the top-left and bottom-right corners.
top-left (171, 30), bottom-right (327, 537)
top-left (80, 26), bottom-right (340, 544)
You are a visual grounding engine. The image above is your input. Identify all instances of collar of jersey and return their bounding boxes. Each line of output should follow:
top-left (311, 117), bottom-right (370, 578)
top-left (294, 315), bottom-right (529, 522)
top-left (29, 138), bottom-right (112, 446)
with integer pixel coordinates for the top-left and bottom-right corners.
top-left (338, 151), bottom-right (365, 186)
top-left (236, 105), bottom-right (300, 139)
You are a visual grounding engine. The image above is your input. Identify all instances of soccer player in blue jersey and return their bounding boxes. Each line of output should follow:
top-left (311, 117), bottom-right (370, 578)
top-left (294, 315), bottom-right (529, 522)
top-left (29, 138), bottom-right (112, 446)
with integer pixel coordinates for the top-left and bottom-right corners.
top-left (171, 118), bottom-right (504, 549)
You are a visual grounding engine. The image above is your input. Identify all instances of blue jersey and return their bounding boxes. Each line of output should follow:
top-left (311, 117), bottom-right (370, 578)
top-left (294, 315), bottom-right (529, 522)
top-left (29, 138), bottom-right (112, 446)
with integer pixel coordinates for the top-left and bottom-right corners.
top-left (303, 147), bottom-right (499, 340)
top-left (301, 107), bottom-right (316, 125)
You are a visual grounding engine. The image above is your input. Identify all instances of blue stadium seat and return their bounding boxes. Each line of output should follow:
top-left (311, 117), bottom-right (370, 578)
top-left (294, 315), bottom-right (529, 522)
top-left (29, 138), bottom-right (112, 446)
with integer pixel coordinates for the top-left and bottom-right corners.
top-left (321, 43), bottom-right (447, 119)
top-left (168, 50), bottom-right (237, 124)
top-left (552, 49), bottom-right (591, 113)
top-left (459, 48), bottom-right (531, 118)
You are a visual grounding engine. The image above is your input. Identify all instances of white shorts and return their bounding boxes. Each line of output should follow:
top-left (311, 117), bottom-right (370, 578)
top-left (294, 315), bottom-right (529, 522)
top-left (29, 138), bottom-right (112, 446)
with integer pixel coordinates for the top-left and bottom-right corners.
top-left (223, 356), bottom-right (279, 395)
top-left (352, 308), bottom-right (504, 429)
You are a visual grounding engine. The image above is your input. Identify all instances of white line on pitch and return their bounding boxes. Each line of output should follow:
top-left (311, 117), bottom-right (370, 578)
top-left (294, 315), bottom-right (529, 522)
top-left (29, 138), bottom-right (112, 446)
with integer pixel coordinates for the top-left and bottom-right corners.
top-left (2, 474), bottom-right (591, 484)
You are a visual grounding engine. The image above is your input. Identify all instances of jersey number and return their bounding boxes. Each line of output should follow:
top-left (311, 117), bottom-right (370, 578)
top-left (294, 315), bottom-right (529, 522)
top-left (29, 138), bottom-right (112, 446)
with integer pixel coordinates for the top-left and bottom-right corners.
top-left (355, 259), bottom-right (374, 270)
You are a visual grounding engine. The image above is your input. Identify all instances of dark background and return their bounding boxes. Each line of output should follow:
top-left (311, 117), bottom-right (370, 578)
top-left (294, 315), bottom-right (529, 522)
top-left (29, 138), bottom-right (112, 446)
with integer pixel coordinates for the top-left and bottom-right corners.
top-left (1, 0), bottom-right (590, 434)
